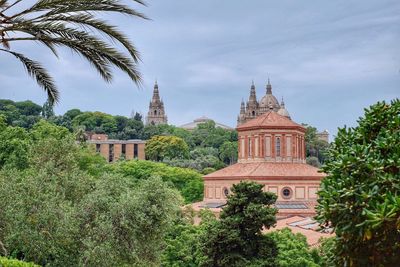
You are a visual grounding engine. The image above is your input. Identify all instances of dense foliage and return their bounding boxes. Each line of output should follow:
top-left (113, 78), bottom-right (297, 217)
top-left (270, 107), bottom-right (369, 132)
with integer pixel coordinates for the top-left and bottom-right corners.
top-left (303, 124), bottom-right (329, 167)
top-left (112, 160), bottom-right (203, 203)
top-left (145, 135), bottom-right (190, 161)
top-left (266, 228), bottom-right (319, 267)
top-left (0, 120), bottom-right (183, 266)
top-left (316, 99), bottom-right (400, 266)
top-left (0, 99), bottom-right (239, 173)
top-left (0, 257), bottom-right (40, 267)
top-left (200, 181), bottom-right (278, 267)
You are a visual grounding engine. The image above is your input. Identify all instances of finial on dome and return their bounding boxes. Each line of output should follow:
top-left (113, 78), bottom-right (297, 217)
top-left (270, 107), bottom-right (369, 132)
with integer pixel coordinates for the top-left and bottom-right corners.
top-left (281, 96), bottom-right (285, 107)
top-left (266, 78), bottom-right (272, 94)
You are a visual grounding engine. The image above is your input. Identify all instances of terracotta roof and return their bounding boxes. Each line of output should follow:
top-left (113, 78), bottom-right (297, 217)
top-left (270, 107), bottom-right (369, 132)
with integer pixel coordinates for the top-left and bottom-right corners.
top-left (237, 111), bottom-right (304, 131)
top-left (204, 162), bottom-right (325, 180)
top-left (264, 216), bottom-right (334, 246)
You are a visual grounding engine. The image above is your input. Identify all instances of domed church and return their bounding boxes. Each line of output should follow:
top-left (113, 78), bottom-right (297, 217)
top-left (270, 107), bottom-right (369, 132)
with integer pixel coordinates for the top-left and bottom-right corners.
top-left (194, 80), bottom-right (325, 218)
top-left (238, 79), bottom-right (290, 125)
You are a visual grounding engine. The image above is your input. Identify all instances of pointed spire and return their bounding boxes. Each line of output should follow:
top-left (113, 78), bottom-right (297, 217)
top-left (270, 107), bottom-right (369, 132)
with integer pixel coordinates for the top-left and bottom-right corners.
top-left (240, 98), bottom-right (245, 114)
top-left (266, 78), bottom-right (272, 94)
top-left (249, 81), bottom-right (257, 102)
top-left (152, 80), bottom-right (160, 101)
top-left (281, 96), bottom-right (285, 107)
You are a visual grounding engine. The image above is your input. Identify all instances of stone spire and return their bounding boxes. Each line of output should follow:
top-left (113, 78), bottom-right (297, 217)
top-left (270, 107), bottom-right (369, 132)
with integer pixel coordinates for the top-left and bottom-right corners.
top-left (280, 96), bottom-right (285, 107)
top-left (240, 99), bottom-right (245, 114)
top-left (249, 81), bottom-right (257, 103)
top-left (146, 81), bottom-right (168, 125)
top-left (266, 78), bottom-right (272, 94)
top-left (152, 80), bottom-right (160, 102)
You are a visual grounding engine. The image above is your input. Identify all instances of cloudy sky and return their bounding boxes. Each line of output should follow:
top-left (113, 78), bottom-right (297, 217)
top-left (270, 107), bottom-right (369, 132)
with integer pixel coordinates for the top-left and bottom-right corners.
top-left (1, 0), bottom-right (399, 137)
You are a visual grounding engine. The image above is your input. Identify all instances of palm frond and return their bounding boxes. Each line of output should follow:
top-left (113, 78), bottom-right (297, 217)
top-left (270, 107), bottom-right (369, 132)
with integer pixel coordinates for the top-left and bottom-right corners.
top-left (1, 0), bottom-right (147, 102)
top-left (0, 48), bottom-right (59, 104)
top-left (44, 13), bottom-right (141, 62)
top-left (12, 0), bottom-right (148, 21)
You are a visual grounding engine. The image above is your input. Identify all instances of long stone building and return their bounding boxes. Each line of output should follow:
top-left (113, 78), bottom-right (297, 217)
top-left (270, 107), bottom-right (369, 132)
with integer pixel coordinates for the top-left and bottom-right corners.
top-left (88, 134), bottom-right (145, 162)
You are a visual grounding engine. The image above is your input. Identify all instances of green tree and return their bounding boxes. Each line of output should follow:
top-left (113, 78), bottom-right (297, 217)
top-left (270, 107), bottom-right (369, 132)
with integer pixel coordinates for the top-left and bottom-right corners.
top-left (200, 181), bottom-right (278, 267)
top-left (267, 228), bottom-right (319, 267)
top-left (113, 160), bottom-right (203, 203)
top-left (316, 99), bottom-right (400, 266)
top-left (41, 99), bottom-right (55, 119)
top-left (219, 141), bottom-right (238, 165)
top-left (0, 0), bottom-right (147, 104)
top-left (72, 111), bottom-right (117, 134)
top-left (317, 237), bottom-right (337, 267)
top-left (145, 135), bottom-right (189, 161)
top-left (0, 123), bottom-right (30, 169)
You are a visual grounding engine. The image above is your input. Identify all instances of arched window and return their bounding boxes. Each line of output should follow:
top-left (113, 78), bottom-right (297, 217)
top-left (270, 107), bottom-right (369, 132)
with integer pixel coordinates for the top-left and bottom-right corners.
top-left (252, 110), bottom-right (255, 116)
top-left (276, 137), bottom-right (281, 157)
top-left (154, 110), bottom-right (157, 115)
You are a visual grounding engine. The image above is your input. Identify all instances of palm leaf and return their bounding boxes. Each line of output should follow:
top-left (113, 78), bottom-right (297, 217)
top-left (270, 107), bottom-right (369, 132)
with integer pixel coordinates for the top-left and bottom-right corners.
top-left (0, 48), bottom-right (59, 104)
top-left (1, 0), bottom-right (147, 103)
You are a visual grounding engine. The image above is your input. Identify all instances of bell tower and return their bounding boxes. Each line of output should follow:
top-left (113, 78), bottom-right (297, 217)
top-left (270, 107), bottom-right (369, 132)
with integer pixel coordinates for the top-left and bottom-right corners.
top-left (146, 81), bottom-right (168, 125)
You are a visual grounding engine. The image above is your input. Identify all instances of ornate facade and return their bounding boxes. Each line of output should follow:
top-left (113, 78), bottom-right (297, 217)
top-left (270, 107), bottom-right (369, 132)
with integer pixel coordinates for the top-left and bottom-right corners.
top-left (146, 81), bottom-right (168, 125)
top-left (238, 79), bottom-right (290, 125)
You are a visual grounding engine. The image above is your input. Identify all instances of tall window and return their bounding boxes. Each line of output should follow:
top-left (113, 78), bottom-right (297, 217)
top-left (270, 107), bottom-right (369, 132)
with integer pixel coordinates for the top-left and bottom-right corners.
top-left (248, 138), bottom-right (252, 157)
top-left (109, 144), bottom-right (114, 162)
top-left (134, 144), bottom-right (138, 158)
top-left (276, 137), bottom-right (281, 157)
top-left (121, 144), bottom-right (126, 158)
top-left (96, 144), bottom-right (101, 153)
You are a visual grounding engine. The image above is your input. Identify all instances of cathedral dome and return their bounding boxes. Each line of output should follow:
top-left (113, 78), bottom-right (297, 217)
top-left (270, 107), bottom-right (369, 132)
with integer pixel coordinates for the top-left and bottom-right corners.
top-left (259, 94), bottom-right (280, 110)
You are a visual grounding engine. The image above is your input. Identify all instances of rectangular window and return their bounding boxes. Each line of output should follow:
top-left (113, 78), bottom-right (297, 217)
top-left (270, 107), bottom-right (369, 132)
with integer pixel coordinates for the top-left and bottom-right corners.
top-left (276, 137), bottom-right (281, 157)
top-left (241, 139), bottom-right (245, 158)
top-left (286, 137), bottom-right (291, 157)
top-left (121, 143), bottom-right (126, 154)
top-left (121, 143), bottom-right (126, 159)
top-left (96, 144), bottom-right (101, 153)
top-left (265, 136), bottom-right (271, 157)
top-left (248, 138), bottom-right (252, 157)
top-left (134, 144), bottom-right (138, 158)
top-left (109, 144), bottom-right (114, 162)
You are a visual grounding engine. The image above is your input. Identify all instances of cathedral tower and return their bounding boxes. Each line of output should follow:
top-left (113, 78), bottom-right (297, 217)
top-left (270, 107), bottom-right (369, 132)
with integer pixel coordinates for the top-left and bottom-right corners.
top-left (146, 81), bottom-right (168, 125)
top-left (237, 79), bottom-right (284, 125)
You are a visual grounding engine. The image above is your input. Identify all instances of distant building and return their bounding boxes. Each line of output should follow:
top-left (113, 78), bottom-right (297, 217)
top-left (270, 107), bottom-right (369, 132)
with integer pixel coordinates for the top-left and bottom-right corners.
top-left (238, 79), bottom-right (290, 125)
top-left (146, 81), bottom-right (168, 125)
top-left (179, 116), bottom-right (233, 131)
top-left (88, 134), bottom-right (145, 162)
top-left (316, 130), bottom-right (329, 143)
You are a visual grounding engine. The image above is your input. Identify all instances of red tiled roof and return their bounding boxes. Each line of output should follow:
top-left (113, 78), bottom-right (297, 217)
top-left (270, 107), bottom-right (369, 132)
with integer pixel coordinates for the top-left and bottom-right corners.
top-left (204, 162), bottom-right (325, 180)
top-left (264, 216), bottom-right (334, 246)
top-left (237, 111), bottom-right (305, 131)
